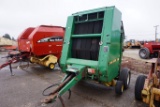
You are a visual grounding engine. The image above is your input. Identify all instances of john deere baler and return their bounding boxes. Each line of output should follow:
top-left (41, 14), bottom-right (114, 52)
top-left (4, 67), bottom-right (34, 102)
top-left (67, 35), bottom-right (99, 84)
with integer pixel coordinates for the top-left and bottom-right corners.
top-left (43, 6), bottom-right (131, 105)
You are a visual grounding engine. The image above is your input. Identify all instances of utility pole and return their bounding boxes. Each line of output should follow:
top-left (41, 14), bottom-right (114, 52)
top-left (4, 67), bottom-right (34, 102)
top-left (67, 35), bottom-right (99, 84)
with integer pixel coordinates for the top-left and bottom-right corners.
top-left (154, 25), bottom-right (159, 41)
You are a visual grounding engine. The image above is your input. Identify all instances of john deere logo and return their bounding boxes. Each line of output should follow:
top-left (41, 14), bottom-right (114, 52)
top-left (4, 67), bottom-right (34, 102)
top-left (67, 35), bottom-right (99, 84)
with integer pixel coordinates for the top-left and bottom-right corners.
top-left (109, 58), bottom-right (119, 65)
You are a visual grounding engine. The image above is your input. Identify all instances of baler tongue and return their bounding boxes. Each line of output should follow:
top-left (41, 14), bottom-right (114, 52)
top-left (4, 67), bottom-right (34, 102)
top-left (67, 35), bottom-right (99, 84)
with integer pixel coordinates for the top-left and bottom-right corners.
top-left (0, 53), bottom-right (29, 75)
top-left (42, 64), bottom-right (86, 105)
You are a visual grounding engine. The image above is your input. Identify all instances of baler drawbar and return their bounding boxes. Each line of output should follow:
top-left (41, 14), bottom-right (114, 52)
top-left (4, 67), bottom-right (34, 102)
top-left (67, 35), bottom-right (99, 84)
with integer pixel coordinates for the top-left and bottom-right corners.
top-left (42, 64), bottom-right (85, 106)
top-left (0, 53), bottom-right (30, 75)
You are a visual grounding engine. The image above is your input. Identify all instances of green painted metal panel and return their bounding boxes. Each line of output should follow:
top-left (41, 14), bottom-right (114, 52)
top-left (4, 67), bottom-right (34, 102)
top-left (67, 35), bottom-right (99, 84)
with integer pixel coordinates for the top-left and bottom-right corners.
top-left (67, 58), bottom-right (98, 68)
top-left (98, 7), bottom-right (122, 81)
top-left (60, 16), bottom-right (74, 72)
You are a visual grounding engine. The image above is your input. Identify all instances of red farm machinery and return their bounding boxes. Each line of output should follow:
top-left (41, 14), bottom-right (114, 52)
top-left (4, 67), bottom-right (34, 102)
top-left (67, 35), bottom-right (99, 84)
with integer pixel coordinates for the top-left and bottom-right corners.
top-left (139, 42), bottom-right (160, 59)
top-left (0, 25), bottom-right (65, 74)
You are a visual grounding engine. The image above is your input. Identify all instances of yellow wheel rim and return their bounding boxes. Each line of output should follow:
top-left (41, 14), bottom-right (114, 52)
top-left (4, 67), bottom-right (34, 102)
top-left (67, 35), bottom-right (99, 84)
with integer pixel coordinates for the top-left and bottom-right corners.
top-left (50, 64), bottom-right (54, 69)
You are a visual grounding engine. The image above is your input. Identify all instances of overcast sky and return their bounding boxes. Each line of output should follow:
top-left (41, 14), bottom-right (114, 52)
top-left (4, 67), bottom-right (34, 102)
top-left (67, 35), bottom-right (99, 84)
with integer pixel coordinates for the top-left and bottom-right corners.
top-left (0, 0), bottom-right (160, 40)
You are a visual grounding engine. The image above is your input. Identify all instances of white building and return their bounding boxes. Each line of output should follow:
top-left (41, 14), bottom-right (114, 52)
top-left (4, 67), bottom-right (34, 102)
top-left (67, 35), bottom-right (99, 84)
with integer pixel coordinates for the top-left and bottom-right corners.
top-left (0, 37), bottom-right (17, 46)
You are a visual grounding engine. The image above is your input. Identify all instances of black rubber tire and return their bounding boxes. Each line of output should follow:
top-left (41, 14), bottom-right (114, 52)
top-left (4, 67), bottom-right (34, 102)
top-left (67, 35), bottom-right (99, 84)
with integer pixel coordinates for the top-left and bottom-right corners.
top-left (122, 48), bottom-right (124, 52)
top-left (135, 75), bottom-right (146, 100)
top-left (57, 59), bottom-right (61, 67)
top-left (119, 67), bottom-right (131, 90)
top-left (154, 52), bottom-right (158, 58)
top-left (154, 100), bottom-right (160, 107)
top-left (115, 81), bottom-right (124, 95)
top-left (139, 47), bottom-right (150, 59)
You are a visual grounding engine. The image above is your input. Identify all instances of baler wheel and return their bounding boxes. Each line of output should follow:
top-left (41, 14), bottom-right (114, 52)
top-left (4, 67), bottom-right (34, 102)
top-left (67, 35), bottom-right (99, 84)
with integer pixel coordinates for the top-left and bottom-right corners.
top-left (135, 75), bottom-right (146, 100)
top-left (139, 48), bottom-right (150, 59)
top-left (49, 63), bottom-right (55, 70)
top-left (29, 60), bottom-right (33, 63)
top-left (57, 59), bottom-right (60, 67)
top-left (115, 81), bottom-right (124, 95)
top-left (119, 68), bottom-right (131, 89)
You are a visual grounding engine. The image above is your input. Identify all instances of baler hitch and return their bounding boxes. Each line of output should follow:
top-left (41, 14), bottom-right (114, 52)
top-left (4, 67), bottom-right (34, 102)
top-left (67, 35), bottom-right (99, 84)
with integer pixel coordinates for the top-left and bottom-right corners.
top-left (0, 53), bottom-right (30, 75)
top-left (42, 74), bottom-right (74, 107)
top-left (42, 64), bottom-right (85, 106)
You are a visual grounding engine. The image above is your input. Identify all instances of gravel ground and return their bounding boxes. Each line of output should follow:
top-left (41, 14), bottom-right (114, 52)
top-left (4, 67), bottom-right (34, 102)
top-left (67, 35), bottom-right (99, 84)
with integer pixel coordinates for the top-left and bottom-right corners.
top-left (0, 51), bottom-right (148, 107)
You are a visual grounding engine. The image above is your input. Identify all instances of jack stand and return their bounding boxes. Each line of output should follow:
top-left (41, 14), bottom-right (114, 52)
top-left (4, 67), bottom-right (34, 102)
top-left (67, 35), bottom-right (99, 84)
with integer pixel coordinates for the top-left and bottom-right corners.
top-left (9, 63), bottom-right (14, 76)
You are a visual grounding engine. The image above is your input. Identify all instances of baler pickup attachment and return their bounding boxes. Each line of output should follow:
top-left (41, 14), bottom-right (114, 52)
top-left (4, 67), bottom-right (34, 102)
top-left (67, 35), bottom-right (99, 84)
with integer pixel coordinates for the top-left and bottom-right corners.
top-left (42, 64), bottom-right (85, 106)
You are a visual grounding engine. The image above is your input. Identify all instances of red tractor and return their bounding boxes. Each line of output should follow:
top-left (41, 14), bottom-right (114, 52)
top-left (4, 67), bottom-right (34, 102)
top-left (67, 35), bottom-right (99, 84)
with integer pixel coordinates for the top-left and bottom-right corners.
top-left (139, 42), bottom-right (160, 59)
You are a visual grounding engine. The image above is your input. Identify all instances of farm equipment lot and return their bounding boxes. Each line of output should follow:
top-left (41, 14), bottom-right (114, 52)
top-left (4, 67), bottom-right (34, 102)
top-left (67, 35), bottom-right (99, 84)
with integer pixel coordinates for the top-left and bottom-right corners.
top-left (0, 51), bottom-right (147, 107)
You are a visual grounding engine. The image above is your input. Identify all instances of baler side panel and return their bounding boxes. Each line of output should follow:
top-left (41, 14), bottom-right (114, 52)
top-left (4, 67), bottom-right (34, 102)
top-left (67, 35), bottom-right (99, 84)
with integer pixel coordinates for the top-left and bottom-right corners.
top-left (32, 32), bottom-right (63, 57)
top-left (108, 8), bottom-right (122, 81)
top-left (28, 26), bottom-right (64, 57)
top-left (60, 16), bottom-right (74, 72)
top-left (98, 7), bottom-right (122, 82)
top-left (98, 8), bottom-right (114, 81)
